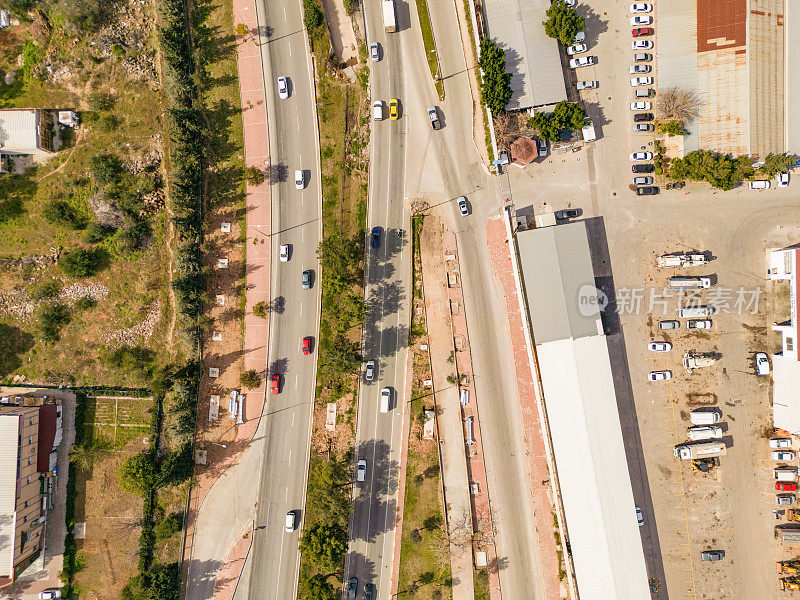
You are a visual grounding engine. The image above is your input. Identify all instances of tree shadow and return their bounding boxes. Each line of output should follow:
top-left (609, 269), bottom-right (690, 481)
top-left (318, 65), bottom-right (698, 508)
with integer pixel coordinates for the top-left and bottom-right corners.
top-left (0, 323), bottom-right (36, 377)
top-left (348, 438), bottom-right (399, 544)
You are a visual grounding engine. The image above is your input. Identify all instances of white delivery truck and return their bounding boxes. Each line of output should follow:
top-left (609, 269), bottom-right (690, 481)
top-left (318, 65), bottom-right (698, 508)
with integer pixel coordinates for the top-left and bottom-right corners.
top-left (674, 441), bottom-right (726, 460)
top-left (690, 409), bottom-right (721, 425)
top-left (669, 276), bottom-right (712, 290)
top-left (382, 0), bottom-right (396, 32)
top-left (679, 306), bottom-right (714, 318)
top-left (776, 467), bottom-right (799, 482)
top-left (687, 425), bottom-right (723, 440)
top-left (581, 119), bottom-right (596, 142)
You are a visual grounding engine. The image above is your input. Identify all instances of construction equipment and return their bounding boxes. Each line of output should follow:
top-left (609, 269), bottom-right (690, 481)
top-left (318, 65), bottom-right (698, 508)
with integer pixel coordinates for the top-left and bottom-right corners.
top-left (692, 457), bottom-right (718, 472)
top-left (789, 510), bottom-right (800, 523)
top-left (778, 561), bottom-right (800, 574)
top-left (683, 351), bottom-right (718, 373)
top-left (781, 578), bottom-right (800, 590)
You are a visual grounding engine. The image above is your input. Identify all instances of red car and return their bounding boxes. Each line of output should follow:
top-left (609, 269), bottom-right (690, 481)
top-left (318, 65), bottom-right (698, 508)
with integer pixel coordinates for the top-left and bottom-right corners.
top-left (632, 27), bottom-right (653, 37)
top-left (777, 482), bottom-right (798, 492)
top-left (271, 374), bottom-right (280, 395)
top-left (302, 336), bottom-right (313, 355)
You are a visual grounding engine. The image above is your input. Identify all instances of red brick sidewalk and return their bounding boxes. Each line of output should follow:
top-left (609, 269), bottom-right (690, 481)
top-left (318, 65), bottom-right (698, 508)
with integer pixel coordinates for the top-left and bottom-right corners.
top-left (180, 0), bottom-right (272, 593)
top-left (212, 524), bottom-right (254, 600)
top-left (485, 216), bottom-right (564, 600)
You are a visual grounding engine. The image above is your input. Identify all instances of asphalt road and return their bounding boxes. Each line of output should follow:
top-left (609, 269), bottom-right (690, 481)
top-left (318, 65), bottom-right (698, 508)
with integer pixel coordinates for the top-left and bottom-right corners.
top-left (344, 3), bottom-right (411, 599)
top-left (243, 0), bottom-right (322, 598)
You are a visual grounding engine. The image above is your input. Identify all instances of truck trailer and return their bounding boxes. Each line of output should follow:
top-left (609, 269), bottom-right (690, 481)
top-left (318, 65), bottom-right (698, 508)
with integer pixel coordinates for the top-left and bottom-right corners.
top-left (657, 253), bottom-right (708, 268)
top-left (382, 0), bottom-right (396, 32)
top-left (668, 276), bottom-right (712, 290)
top-left (683, 351), bottom-right (718, 373)
top-left (775, 527), bottom-right (800, 543)
top-left (674, 441), bottom-right (726, 460)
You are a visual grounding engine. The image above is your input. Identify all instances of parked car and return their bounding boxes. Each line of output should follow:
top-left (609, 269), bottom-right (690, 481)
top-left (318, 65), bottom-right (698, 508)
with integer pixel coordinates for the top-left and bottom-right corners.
top-left (347, 578), bottom-right (358, 600)
top-left (632, 163), bottom-right (655, 173)
top-left (389, 98), bottom-right (399, 120)
top-left (636, 186), bottom-right (659, 196)
top-left (277, 76), bottom-right (289, 99)
top-left (356, 459), bottom-right (367, 482)
top-left (778, 482), bottom-right (798, 492)
top-left (659, 319), bottom-right (680, 329)
top-left (771, 438), bottom-right (793, 449)
top-left (574, 30), bottom-right (586, 43)
top-left (630, 101), bottom-right (651, 110)
top-left (457, 196), bottom-right (469, 216)
top-left (537, 138), bottom-right (548, 157)
top-left (648, 341), bottom-right (672, 352)
top-left (630, 152), bottom-right (653, 161)
top-left (365, 360), bottom-right (376, 382)
top-left (634, 176), bottom-right (654, 186)
top-left (777, 494), bottom-right (797, 506)
top-left (701, 550), bottom-right (725, 561)
top-left (666, 181), bottom-right (686, 189)
top-left (778, 172), bottom-right (790, 187)
top-left (687, 319), bottom-right (712, 329)
top-left (773, 451), bottom-right (796, 461)
top-left (302, 336), bottom-right (313, 355)
top-left (630, 76), bottom-right (654, 86)
top-left (566, 43), bottom-right (587, 55)
top-left (369, 42), bottom-right (380, 62)
top-left (629, 64), bottom-right (651, 74)
top-left (632, 27), bottom-right (654, 37)
top-left (648, 370), bottom-right (671, 381)
top-left (756, 352), bottom-right (771, 375)
top-left (633, 113), bottom-right (654, 122)
top-left (577, 80), bottom-right (598, 90)
top-left (749, 180), bottom-right (770, 190)
top-left (569, 56), bottom-right (595, 68)
top-left (634, 123), bottom-right (654, 132)
top-left (630, 2), bottom-right (652, 12)
top-left (630, 15), bottom-right (653, 26)
top-left (372, 101), bottom-right (383, 121)
top-left (371, 226), bottom-right (382, 248)
top-left (634, 52), bottom-right (652, 62)
top-left (635, 506), bottom-right (644, 526)
top-left (427, 105), bottom-right (441, 130)
top-left (302, 269), bottom-right (312, 289)
top-left (364, 583), bottom-right (377, 600)
top-left (635, 87), bottom-right (655, 97)
top-left (39, 592), bottom-right (62, 600)
top-left (555, 208), bottom-right (581, 220)
top-left (632, 39), bottom-right (654, 49)
top-left (279, 244), bottom-right (290, 262)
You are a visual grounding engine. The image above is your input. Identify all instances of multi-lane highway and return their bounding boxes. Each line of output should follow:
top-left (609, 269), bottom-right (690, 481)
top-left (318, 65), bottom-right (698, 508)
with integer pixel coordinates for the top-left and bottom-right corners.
top-left (345, 4), bottom-right (411, 598)
top-left (243, 0), bottom-right (322, 598)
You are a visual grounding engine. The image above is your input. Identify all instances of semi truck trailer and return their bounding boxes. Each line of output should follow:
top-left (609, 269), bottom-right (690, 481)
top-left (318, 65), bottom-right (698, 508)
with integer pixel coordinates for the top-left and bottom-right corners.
top-left (382, 0), bottom-right (396, 32)
top-left (674, 441), bottom-right (726, 460)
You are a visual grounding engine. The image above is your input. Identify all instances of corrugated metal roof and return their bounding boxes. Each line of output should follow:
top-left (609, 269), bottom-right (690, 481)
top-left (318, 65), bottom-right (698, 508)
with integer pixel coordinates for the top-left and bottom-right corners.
top-left (786, 1), bottom-right (800, 153)
top-left (772, 356), bottom-right (800, 433)
top-left (0, 414), bottom-right (20, 578)
top-left (0, 109), bottom-right (38, 153)
top-left (516, 222), bottom-right (601, 344)
top-left (483, 0), bottom-right (567, 110)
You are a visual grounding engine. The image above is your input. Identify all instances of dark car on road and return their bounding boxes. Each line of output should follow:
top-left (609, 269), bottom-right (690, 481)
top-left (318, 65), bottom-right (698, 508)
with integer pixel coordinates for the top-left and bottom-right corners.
top-left (636, 186), bottom-right (659, 196)
top-left (302, 269), bottom-right (312, 289)
top-left (347, 577), bottom-right (358, 600)
top-left (555, 208), bottom-right (581, 220)
top-left (364, 583), bottom-right (376, 599)
top-left (666, 181), bottom-right (686, 189)
top-left (633, 112), bottom-right (653, 122)
top-left (632, 163), bottom-right (654, 173)
top-left (371, 226), bottom-right (381, 248)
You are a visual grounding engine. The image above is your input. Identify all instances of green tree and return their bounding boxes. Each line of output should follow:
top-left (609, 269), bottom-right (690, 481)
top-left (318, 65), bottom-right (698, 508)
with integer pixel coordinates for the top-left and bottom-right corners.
top-left (154, 512), bottom-right (184, 540)
top-left (91, 153), bottom-right (123, 185)
top-left (342, 0), bottom-right (358, 14)
top-left (542, 0), bottom-right (585, 46)
top-left (240, 369), bottom-right (261, 389)
top-left (38, 302), bottom-right (72, 342)
top-left (158, 443), bottom-right (194, 486)
top-left (656, 120), bottom-right (686, 137)
top-left (84, 221), bottom-right (116, 243)
top-left (147, 561), bottom-right (180, 600)
top-left (303, 0), bottom-right (324, 34)
top-left (60, 248), bottom-right (104, 277)
top-left (528, 102), bottom-right (587, 142)
top-left (31, 279), bottom-right (63, 301)
top-left (306, 456), bottom-right (352, 526)
top-left (667, 150), bottom-right (751, 190)
top-left (321, 335), bottom-right (362, 376)
top-left (244, 165), bottom-right (266, 186)
top-left (43, 199), bottom-right (85, 229)
top-left (477, 39), bottom-right (513, 116)
top-left (304, 574), bottom-right (337, 600)
top-left (299, 523), bottom-right (348, 571)
top-left (118, 452), bottom-right (156, 496)
top-left (528, 112), bottom-right (561, 142)
top-left (103, 346), bottom-right (156, 379)
top-left (760, 153), bottom-right (797, 178)
top-left (253, 301), bottom-right (270, 318)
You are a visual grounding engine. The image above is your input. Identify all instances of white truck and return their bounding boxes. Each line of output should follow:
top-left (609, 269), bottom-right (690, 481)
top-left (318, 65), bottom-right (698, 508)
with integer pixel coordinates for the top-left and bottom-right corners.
top-left (683, 351), bottom-right (718, 372)
top-left (581, 119), bottom-right (596, 142)
top-left (382, 0), bottom-right (396, 32)
top-left (668, 276), bottom-right (712, 289)
top-left (690, 409), bottom-right (720, 425)
top-left (656, 253), bottom-right (708, 268)
top-left (674, 441), bottom-right (726, 460)
top-left (687, 425), bottom-right (723, 441)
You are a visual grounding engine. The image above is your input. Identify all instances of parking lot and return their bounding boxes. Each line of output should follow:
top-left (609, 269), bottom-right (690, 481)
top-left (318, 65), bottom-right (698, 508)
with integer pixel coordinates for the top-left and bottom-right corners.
top-left (503, 0), bottom-right (800, 597)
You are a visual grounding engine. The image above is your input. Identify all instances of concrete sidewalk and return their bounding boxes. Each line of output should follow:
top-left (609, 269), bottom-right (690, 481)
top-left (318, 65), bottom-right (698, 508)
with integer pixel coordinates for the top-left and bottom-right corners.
top-left (420, 219), bottom-right (475, 600)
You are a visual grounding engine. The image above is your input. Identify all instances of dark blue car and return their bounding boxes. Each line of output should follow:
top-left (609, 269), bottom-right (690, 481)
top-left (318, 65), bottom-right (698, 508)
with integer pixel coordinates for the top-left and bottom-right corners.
top-left (371, 226), bottom-right (381, 248)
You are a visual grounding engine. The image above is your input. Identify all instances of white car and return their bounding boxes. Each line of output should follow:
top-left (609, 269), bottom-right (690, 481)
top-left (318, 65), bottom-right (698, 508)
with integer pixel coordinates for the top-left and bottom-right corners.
top-left (356, 459), bottom-right (367, 482)
top-left (630, 76), bottom-right (653, 86)
top-left (687, 319), bottom-right (712, 329)
top-left (634, 123), bottom-right (654, 132)
top-left (756, 352), bottom-right (771, 375)
top-left (457, 196), bottom-right (469, 216)
top-left (295, 169), bottom-right (305, 189)
top-left (364, 360), bottom-right (376, 382)
top-left (774, 451), bottom-right (796, 461)
top-left (632, 40), bottom-right (654, 50)
top-left (630, 101), bottom-right (651, 110)
top-left (778, 172), bottom-right (790, 187)
top-left (749, 180), bottom-right (770, 190)
top-left (279, 244), bottom-right (290, 262)
top-left (629, 64), bottom-right (651, 74)
top-left (568, 56), bottom-right (595, 68)
top-left (771, 438), bottom-right (793, 449)
top-left (277, 76), bottom-right (289, 99)
top-left (564, 0), bottom-right (576, 6)
top-left (574, 30), bottom-right (586, 43)
top-left (630, 15), bottom-right (652, 26)
top-left (577, 80), bottom-right (598, 90)
top-left (284, 510), bottom-right (297, 532)
top-left (648, 341), bottom-right (672, 352)
top-left (635, 506), bottom-right (644, 526)
top-left (369, 42), bottom-right (380, 62)
top-left (630, 152), bottom-right (653, 161)
top-left (630, 2), bottom-right (652, 12)
top-left (566, 43), bottom-right (587, 55)
top-left (648, 370), bottom-right (672, 382)
top-left (39, 592), bottom-right (62, 600)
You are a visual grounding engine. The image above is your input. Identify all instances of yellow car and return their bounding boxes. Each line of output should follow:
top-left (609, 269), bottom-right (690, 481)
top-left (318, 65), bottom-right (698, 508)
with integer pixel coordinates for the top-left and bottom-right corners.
top-left (389, 98), bottom-right (399, 120)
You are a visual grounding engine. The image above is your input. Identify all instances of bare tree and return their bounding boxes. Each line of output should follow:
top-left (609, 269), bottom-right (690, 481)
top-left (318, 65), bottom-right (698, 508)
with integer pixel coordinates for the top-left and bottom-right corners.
top-left (494, 113), bottom-right (517, 149)
top-left (656, 87), bottom-right (701, 123)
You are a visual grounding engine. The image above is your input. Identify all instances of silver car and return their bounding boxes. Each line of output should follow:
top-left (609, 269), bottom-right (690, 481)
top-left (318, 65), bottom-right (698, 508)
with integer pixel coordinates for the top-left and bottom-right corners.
top-left (369, 42), bottom-right (380, 62)
top-left (365, 360), bottom-right (376, 382)
top-left (356, 459), bottom-right (367, 482)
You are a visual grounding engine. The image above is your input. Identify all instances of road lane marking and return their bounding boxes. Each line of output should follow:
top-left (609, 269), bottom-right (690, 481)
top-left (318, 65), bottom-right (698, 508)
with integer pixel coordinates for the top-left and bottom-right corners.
top-left (291, 413), bottom-right (295, 428)
top-left (285, 487), bottom-right (289, 500)
top-left (295, 375), bottom-right (299, 389)
top-left (300, 301), bottom-right (303, 316)
top-left (288, 450), bottom-right (292, 466)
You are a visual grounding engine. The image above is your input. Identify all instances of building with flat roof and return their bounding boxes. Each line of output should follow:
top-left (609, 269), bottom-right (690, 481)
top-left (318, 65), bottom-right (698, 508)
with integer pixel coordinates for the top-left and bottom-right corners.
top-left (481, 0), bottom-right (567, 111)
top-left (0, 109), bottom-right (54, 157)
top-left (515, 221), bottom-right (650, 600)
top-left (768, 247), bottom-right (800, 433)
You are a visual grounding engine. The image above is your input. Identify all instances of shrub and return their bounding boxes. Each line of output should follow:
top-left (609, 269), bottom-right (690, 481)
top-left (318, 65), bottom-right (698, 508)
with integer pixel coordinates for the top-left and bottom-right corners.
top-left (154, 512), bottom-right (184, 540)
top-left (87, 92), bottom-right (115, 111)
top-left (240, 369), bottom-right (261, 389)
top-left (304, 574), bottom-right (337, 600)
top-left (477, 38), bottom-right (513, 116)
top-left (244, 165), bottom-right (266, 186)
top-left (343, 0), bottom-right (358, 13)
top-left (542, 0), bottom-right (585, 46)
top-left (118, 452), bottom-right (156, 496)
top-left (253, 301), bottom-right (269, 318)
top-left (38, 302), bottom-right (71, 342)
top-left (299, 523), bottom-right (348, 571)
top-left (84, 221), bottom-right (116, 243)
top-left (43, 199), bottom-right (84, 229)
top-left (60, 247), bottom-right (104, 277)
top-left (656, 120), bottom-right (685, 137)
top-left (90, 153), bottom-right (123, 185)
top-left (158, 443), bottom-right (194, 486)
top-left (115, 221), bottom-right (152, 253)
top-left (31, 279), bottom-right (63, 301)
top-left (104, 346), bottom-right (156, 378)
top-left (303, 0), bottom-right (325, 34)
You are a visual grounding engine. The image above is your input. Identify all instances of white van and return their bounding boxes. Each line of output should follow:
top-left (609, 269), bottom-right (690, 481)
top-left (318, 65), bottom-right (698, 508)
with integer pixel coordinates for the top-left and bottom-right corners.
top-left (690, 409), bottom-right (720, 425)
top-left (679, 306), bottom-right (714, 318)
top-left (380, 387), bottom-right (391, 413)
top-left (372, 101), bottom-right (383, 121)
top-left (775, 467), bottom-right (798, 482)
top-left (749, 180), bottom-right (770, 190)
top-left (687, 425), bottom-right (723, 440)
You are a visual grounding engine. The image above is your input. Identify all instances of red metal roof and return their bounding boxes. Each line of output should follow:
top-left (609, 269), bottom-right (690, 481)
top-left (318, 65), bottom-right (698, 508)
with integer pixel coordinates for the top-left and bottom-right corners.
top-left (36, 404), bottom-right (56, 472)
top-left (697, 0), bottom-right (746, 53)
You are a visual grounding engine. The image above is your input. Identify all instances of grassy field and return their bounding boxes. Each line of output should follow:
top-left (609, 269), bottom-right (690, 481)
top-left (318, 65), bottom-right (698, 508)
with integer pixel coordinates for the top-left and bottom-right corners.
top-left (415, 0), bottom-right (445, 100)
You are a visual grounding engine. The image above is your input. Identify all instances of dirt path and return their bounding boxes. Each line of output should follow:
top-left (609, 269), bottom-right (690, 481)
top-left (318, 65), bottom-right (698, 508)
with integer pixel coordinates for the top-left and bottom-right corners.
top-left (321, 0), bottom-right (358, 65)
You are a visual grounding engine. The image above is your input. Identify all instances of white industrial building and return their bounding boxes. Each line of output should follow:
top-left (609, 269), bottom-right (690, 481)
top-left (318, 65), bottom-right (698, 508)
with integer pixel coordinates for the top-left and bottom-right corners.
top-left (515, 222), bottom-right (651, 600)
top-left (768, 247), bottom-right (800, 433)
